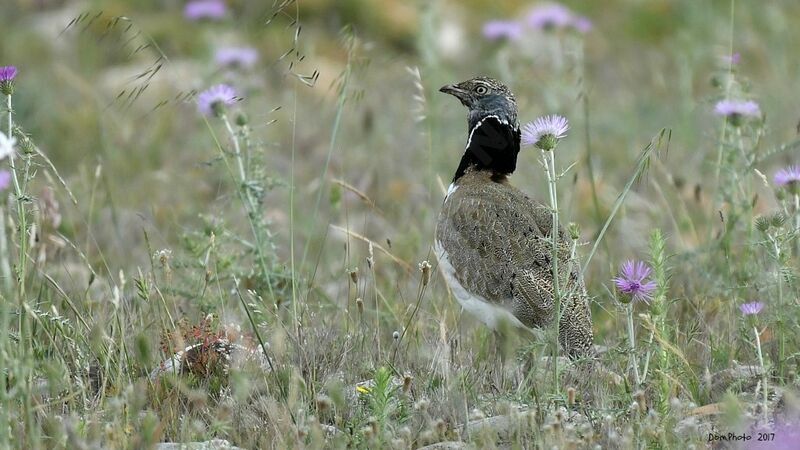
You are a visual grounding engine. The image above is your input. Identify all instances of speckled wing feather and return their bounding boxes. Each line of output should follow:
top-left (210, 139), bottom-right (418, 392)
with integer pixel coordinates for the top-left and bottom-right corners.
top-left (436, 172), bottom-right (594, 357)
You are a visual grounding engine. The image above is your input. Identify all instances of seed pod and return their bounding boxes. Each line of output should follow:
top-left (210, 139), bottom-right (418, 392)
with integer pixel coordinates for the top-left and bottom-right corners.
top-left (419, 261), bottom-right (432, 286)
top-left (567, 387), bottom-right (576, 406)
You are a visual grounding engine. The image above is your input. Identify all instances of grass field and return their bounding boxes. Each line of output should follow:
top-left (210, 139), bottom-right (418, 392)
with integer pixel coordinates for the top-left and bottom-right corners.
top-left (2, 0), bottom-right (800, 448)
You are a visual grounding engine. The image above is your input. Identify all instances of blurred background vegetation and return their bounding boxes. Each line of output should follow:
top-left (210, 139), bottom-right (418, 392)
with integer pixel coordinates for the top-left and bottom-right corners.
top-left (2, 0), bottom-right (800, 447)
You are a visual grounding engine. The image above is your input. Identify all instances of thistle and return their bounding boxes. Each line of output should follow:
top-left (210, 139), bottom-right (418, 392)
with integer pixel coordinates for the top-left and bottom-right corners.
top-left (197, 84), bottom-right (238, 117)
top-left (214, 46), bottom-right (259, 69)
top-left (184, 0), bottom-right (227, 21)
top-left (613, 260), bottom-right (658, 304)
top-left (713, 99), bottom-right (761, 126)
top-left (521, 114), bottom-right (569, 151)
top-left (0, 66), bottom-right (17, 96)
top-left (482, 20), bottom-right (524, 41)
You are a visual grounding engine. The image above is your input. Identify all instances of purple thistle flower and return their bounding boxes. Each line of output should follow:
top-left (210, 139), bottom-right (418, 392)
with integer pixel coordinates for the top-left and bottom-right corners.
top-left (521, 115), bottom-right (569, 151)
top-left (526, 3), bottom-right (574, 30)
top-left (0, 65), bottom-right (17, 95)
top-left (739, 302), bottom-right (764, 316)
top-left (613, 260), bottom-right (658, 304)
top-left (214, 46), bottom-right (259, 68)
top-left (0, 170), bottom-right (10, 191)
top-left (714, 99), bottom-right (761, 119)
top-left (774, 165), bottom-right (800, 188)
top-left (184, 0), bottom-right (227, 21)
top-left (482, 20), bottom-right (524, 41)
top-left (726, 52), bottom-right (741, 65)
top-left (197, 84), bottom-right (238, 117)
top-left (0, 66), bottom-right (16, 82)
top-left (571, 16), bottom-right (593, 33)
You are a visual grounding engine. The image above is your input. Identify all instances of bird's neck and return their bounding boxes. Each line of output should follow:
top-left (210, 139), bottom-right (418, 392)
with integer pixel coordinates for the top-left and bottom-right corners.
top-left (453, 114), bottom-right (520, 182)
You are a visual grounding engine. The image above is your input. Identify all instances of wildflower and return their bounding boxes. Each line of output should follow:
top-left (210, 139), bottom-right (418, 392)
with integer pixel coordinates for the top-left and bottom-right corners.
top-left (713, 99), bottom-right (761, 126)
top-left (774, 165), bottom-right (800, 191)
top-left (184, 0), bottom-right (227, 21)
top-left (0, 66), bottom-right (16, 95)
top-left (571, 16), bottom-right (593, 33)
top-left (482, 20), bottom-right (524, 41)
top-left (739, 302), bottom-right (764, 316)
top-left (0, 170), bottom-right (10, 191)
top-left (521, 115), bottom-right (569, 151)
top-left (725, 52), bottom-right (741, 65)
top-left (0, 130), bottom-right (16, 160)
top-left (197, 84), bottom-right (238, 117)
top-left (613, 260), bottom-right (657, 304)
top-left (214, 46), bottom-right (259, 68)
top-left (527, 3), bottom-right (574, 30)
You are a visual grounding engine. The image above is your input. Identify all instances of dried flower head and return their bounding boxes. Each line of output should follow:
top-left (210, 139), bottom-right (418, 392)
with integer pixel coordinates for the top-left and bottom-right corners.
top-left (197, 84), bottom-right (238, 117)
top-left (739, 302), bottom-right (764, 316)
top-left (184, 0), bottom-right (227, 21)
top-left (419, 260), bottom-right (432, 286)
top-left (0, 130), bottom-right (16, 160)
top-left (0, 65), bottom-right (17, 95)
top-left (482, 20), bottom-right (524, 41)
top-left (714, 99), bottom-right (761, 126)
top-left (567, 387), bottom-right (576, 406)
top-left (522, 115), bottom-right (569, 151)
top-left (613, 260), bottom-right (657, 304)
top-left (214, 46), bottom-right (259, 68)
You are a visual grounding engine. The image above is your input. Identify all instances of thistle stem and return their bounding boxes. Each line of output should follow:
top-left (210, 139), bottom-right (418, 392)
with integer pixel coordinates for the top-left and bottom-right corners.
top-left (6, 94), bottom-right (26, 300)
top-left (753, 325), bottom-right (768, 423)
top-left (220, 114), bottom-right (276, 305)
top-left (543, 149), bottom-right (561, 393)
top-left (627, 304), bottom-right (641, 387)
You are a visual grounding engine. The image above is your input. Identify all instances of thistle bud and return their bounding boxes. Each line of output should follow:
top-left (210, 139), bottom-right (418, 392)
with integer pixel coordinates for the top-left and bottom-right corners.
top-left (771, 212), bottom-right (786, 228)
top-left (568, 222), bottom-right (581, 241)
top-left (754, 216), bottom-right (770, 233)
top-left (235, 112), bottom-right (248, 127)
top-left (349, 268), bottom-right (359, 284)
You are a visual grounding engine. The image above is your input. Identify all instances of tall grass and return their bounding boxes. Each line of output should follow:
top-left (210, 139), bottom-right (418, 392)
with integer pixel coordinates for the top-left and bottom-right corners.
top-left (0, 0), bottom-right (799, 448)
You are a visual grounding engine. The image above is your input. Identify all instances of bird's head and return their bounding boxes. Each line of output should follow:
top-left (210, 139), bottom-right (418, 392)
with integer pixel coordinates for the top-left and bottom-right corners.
top-left (439, 77), bottom-right (518, 129)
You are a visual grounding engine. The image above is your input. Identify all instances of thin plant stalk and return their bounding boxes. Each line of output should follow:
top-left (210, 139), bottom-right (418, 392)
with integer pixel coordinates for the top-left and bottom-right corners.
top-left (212, 115), bottom-right (277, 306)
top-left (627, 303), bottom-right (641, 387)
top-left (753, 325), bottom-right (767, 423)
top-left (6, 94), bottom-right (27, 300)
top-left (543, 149), bottom-right (561, 393)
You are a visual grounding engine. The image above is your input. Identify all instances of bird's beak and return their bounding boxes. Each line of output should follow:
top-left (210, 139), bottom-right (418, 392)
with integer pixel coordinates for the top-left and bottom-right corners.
top-left (439, 83), bottom-right (465, 98)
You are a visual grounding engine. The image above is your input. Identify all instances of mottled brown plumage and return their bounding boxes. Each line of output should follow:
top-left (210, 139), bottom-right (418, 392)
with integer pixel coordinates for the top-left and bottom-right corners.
top-left (435, 77), bottom-right (594, 358)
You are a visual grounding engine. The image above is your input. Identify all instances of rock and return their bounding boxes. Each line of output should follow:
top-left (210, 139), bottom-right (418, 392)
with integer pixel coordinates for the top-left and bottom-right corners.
top-left (154, 439), bottom-right (243, 450)
top-left (417, 441), bottom-right (468, 450)
top-left (462, 411), bottom-right (535, 443)
top-left (675, 415), bottom-right (715, 438)
top-left (706, 362), bottom-right (764, 399)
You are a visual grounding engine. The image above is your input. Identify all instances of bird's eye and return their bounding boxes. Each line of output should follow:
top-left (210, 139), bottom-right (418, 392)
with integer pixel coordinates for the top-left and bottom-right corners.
top-left (475, 85), bottom-right (488, 95)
